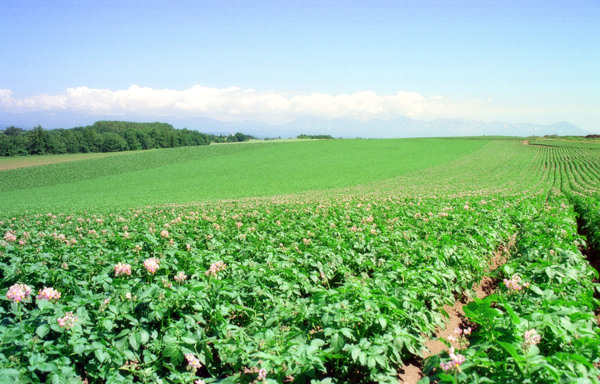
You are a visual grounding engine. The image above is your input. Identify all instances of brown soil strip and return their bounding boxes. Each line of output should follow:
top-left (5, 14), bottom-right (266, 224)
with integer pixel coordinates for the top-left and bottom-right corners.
top-left (573, 216), bottom-right (600, 327)
top-left (398, 235), bottom-right (516, 383)
top-left (0, 151), bottom-right (134, 171)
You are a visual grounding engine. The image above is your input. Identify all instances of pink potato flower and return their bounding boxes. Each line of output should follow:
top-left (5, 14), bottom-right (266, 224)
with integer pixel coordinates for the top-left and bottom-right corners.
top-left (524, 329), bottom-right (541, 346)
top-left (503, 274), bottom-right (524, 291)
top-left (114, 262), bottom-right (132, 277)
top-left (57, 312), bottom-right (78, 329)
top-left (6, 283), bottom-right (32, 303)
top-left (440, 347), bottom-right (466, 372)
top-left (143, 258), bottom-right (160, 274)
top-left (37, 287), bottom-right (61, 301)
top-left (4, 231), bottom-right (17, 242)
top-left (257, 368), bottom-right (267, 380)
top-left (205, 261), bottom-right (226, 276)
top-left (174, 271), bottom-right (187, 283)
top-left (185, 353), bottom-right (202, 371)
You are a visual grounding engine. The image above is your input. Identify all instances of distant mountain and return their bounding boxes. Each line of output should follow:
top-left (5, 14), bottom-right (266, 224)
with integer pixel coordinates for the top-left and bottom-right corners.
top-left (1, 112), bottom-right (589, 138)
top-left (153, 116), bottom-right (588, 139)
top-left (269, 117), bottom-right (588, 139)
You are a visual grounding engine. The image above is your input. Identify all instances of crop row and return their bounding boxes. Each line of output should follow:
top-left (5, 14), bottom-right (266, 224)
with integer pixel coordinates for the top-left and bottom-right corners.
top-left (0, 195), bottom-right (518, 383)
top-left (530, 145), bottom-right (600, 196)
top-left (421, 195), bottom-right (600, 382)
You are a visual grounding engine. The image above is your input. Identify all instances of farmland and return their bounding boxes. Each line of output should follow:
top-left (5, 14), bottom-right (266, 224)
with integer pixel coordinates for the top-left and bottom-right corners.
top-left (1, 138), bottom-right (599, 383)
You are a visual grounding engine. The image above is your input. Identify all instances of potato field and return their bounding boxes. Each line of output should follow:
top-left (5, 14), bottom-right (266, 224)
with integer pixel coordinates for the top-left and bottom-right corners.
top-left (1, 138), bottom-right (599, 383)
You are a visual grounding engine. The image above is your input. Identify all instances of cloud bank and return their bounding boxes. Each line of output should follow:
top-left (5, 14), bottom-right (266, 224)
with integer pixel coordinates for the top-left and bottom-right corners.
top-left (0, 85), bottom-right (486, 124)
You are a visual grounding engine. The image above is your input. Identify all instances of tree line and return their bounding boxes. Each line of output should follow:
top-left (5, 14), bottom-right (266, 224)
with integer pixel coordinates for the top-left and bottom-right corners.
top-left (0, 121), bottom-right (252, 156)
top-left (297, 134), bottom-right (335, 140)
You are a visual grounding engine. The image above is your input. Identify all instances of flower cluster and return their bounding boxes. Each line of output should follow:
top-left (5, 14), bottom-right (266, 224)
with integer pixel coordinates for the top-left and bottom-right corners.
top-left (503, 273), bottom-right (530, 292)
top-left (439, 347), bottom-right (466, 372)
top-left (4, 231), bottom-right (17, 242)
top-left (205, 261), bottom-right (226, 276)
top-left (144, 258), bottom-right (160, 274)
top-left (174, 271), bottom-right (187, 283)
top-left (6, 283), bottom-right (32, 303)
top-left (524, 329), bottom-right (541, 346)
top-left (57, 311), bottom-right (78, 329)
top-left (447, 326), bottom-right (472, 348)
top-left (100, 297), bottom-right (110, 311)
top-left (185, 353), bottom-right (202, 371)
top-left (114, 262), bottom-right (132, 276)
top-left (37, 287), bottom-right (61, 301)
top-left (257, 368), bottom-right (267, 381)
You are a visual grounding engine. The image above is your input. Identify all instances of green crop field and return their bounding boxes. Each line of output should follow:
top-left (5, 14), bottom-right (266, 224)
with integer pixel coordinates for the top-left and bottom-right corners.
top-left (1, 138), bottom-right (599, 384)
top-left (0, 138), bottom-right (489, 214)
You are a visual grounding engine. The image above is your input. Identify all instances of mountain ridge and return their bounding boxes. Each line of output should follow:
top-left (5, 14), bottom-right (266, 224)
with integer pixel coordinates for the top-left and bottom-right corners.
top-left (1, 113), bottom-right (589, 138)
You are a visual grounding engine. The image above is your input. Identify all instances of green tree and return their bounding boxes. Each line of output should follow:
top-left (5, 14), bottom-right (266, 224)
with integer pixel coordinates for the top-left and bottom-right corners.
top-left (27, 125), bottom-right (49, 155)
top-left (123, 130), bottom-right (142, 150)
top-left (101, 132), bottom-right (128, 152)
top-left (82, 129), bottom-right (102, 152)
top-left (3, 126), bottom-right (24, 136)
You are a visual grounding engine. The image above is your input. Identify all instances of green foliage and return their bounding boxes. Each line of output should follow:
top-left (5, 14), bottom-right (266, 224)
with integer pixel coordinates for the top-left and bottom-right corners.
top-left (1, 137), bottom-right (600, 383)
top-left (423, 196), bottom-right (600, 383)
top-left (0, 138), bottom-right (488, 214)
top-left (0, 121), bottom-right (232, 157)
top-left (296, 134), bottom-right (335, 140)
top-left (0, 195), bottom-right (518, 383)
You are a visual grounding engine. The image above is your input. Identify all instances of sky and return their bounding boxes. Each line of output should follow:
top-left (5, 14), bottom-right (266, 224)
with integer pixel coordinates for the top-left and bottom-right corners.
top-left (1, 0), bottom-right (599, 133)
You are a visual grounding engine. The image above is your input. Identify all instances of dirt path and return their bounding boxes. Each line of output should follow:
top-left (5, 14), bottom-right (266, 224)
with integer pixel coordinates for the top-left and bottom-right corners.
top-left (0, 151), bottom-right (134, 171)
top-left (398, 236), bottom-right (515, 383)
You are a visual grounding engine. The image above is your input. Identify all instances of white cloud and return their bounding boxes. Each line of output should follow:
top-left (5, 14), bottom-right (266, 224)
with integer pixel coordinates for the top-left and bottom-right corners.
top-left (0, 85), bottom-right (487, 124)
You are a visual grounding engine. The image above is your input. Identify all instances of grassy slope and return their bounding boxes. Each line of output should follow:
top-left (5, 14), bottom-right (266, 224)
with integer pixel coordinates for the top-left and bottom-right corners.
top-left (0, 138), bottom-right (488, 214)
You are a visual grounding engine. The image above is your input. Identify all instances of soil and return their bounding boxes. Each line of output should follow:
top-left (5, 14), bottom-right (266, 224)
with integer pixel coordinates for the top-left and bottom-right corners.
top-left (397, 236), bottom-right (515, 383)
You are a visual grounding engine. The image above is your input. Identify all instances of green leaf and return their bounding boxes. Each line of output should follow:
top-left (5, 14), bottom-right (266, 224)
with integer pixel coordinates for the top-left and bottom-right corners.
top-left (359, 351), bottom-right (367, 366)
top-left (123, 350), bottom-right (137, 362)
top-left (162, 334), bottom-right (177, 345)
top-left (37, 362), bottom-right (57, 372)
top-left (367, 356), bottom-right (376, 369)
top-left (529, 285), bottom-right (544, 295)
top-left (374, 355), bottom-right (387, 368)
top-left (139, 329), bottom-right (150, 344)
top-left (50, 373), bottom-right (65, 384)
top-left (564, 353), bottom-right (595, 369)
top-left (94, 349), bottom-right (109, 363)
top-left (351, 346), bottom-right (360, 362)
top-left (36, 324), bottom-right (49, 338)
top-left (129, 332), bottom-right (139, 351)
top-left (500, 302), bottom-right (520, 324)
top-left (102, 319), bottom-right (114, 331)
top-left (330, 333), bottom-right (344, 352)
top-left (181, 336), bottom-right (196, 344)
top-left (72, 342), bottom-right (85, 355)
top-left (340, 328), bottom-right (354, 340)
top-left (497, 341), bottom-right (524, 373)
top-left (164, 345), bottom-right (184, 366)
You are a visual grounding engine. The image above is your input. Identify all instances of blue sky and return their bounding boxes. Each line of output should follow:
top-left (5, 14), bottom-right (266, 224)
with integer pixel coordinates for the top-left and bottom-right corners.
top-left (1, 0), bottom-right (598, 133)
